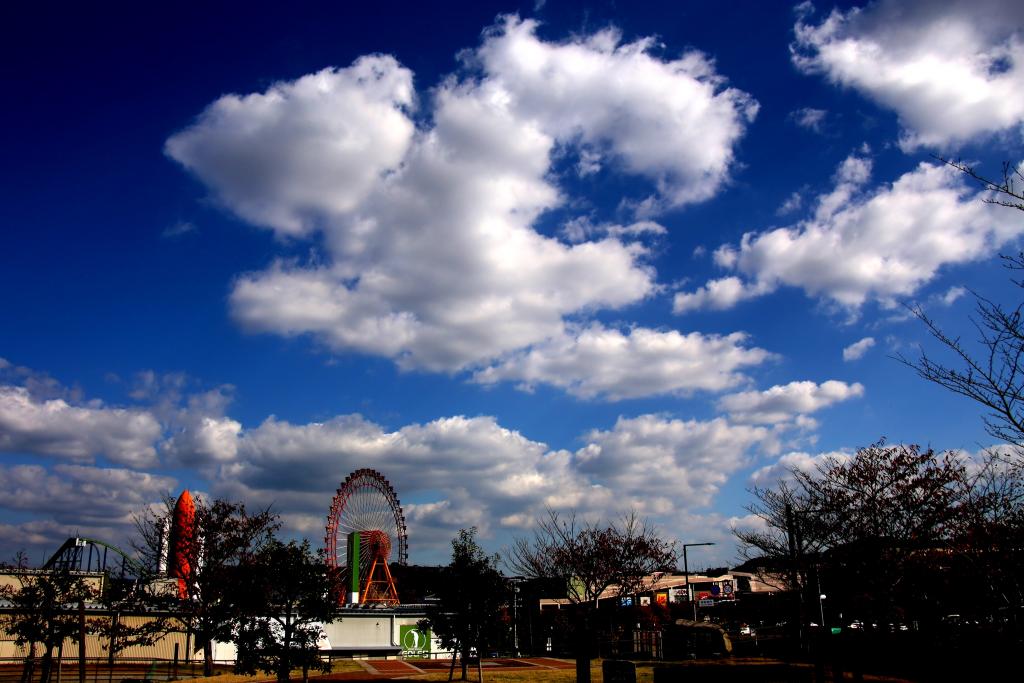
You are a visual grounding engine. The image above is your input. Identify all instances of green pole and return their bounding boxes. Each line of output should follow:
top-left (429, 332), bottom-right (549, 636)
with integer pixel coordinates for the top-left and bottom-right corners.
top-left (347, 533), bottom-right (361, 603)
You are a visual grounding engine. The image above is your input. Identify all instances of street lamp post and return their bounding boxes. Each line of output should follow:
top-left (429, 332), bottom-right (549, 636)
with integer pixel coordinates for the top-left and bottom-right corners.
top-left (509, 576), bottom-right (523, 657)
top-left (682, 542), bottom-right (715, 622)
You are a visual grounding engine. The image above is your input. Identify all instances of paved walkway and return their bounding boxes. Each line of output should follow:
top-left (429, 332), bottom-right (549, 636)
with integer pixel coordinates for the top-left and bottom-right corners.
top-left (312, 657), bottom-right (574, 680)
top-left (0, 658), bottom-right (577, 683)
top-left (412, 658), bottom-right (573, 672)
top-left (357, 659), bottom-right (425, 676)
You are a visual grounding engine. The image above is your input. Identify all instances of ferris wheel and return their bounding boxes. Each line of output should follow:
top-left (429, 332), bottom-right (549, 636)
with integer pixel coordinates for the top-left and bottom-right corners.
top-left (324, 468), bottom-right (408, 604)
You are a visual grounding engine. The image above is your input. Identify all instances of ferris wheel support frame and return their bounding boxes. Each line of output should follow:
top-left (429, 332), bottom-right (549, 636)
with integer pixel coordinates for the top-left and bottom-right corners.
top-left (323, 468), bottom-right (408, 605)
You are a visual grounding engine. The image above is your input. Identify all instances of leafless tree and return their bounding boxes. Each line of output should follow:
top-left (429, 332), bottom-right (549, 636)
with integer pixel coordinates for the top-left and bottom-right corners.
top-left (899, 256), bottom-right (1024, 453)
top-left (937, 157), bottom-right (1024, 213)
top-left (132, 497), bottom-right (278, 677)
top-left (737, 444), bottom-right (1015, 630)
top-left (508, 510), bottom-right (675, 683)
top-left (0, 566), bottom-right (96, 683)
top-left (902, 158), bottom-right (1024, 453)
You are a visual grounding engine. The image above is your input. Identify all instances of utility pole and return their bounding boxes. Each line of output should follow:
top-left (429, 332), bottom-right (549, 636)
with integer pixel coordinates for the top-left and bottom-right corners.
top-left (681, 542), bottom-right (715, 622)
top-left (786, 503), bottom-right (807, 652)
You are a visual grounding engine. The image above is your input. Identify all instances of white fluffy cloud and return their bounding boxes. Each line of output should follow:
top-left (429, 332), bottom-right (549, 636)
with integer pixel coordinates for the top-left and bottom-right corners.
top-left (0, 360), bottom-right (825, 563)
top-left (476, 17), bottom-right (758, 206)
top-left (162, 415), bottom-right (241, 466)
top-left (717, 380), bottom-right (864, 424)
top-left (673, 276), bottom-right (770, 313)
top-left (209, 414), bottom-right (590, 550)
top-left (0, 366), bottom-right (248, 471)
top-left (153, 409), bottom-right (778, 560)
top-left (793, 0), bottom-right (1024, 149)
top-left (473, 324), bottom-right (772, 400)
top-left (0, 463), bottom-right (176, 522)
top-left (577, 415), bottom-right (771, 510)
top-left (0, 463), bottom-right (177, 556)
top-left (675, 154), bottom-right (1022, 312)
top-left (168, 17), bottom-right (756, 376)
top-left (843, 336), bottom-right (876, 361)
top-left (749, 449), bottom-right (852, 489)
top-left (0, 385), bottom-right (162, 467)
top-left (166, 57), bottom-right (417, 236)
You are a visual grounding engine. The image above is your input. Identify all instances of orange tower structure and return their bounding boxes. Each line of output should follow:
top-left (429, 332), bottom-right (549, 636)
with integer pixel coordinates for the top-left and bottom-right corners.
top-left (166, 489), bottom-right (195, 599)
top-left (359, 530), bottom-right (400, 605)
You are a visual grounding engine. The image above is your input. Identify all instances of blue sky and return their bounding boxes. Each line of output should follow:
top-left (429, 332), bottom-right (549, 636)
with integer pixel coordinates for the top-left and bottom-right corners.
top-left (2, 0), bottom-right (1023, 568)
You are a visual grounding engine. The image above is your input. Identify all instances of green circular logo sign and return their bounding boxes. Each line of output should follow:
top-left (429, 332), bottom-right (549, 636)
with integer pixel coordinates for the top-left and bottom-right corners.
top-left (401, 626), bottom-right (429, 653)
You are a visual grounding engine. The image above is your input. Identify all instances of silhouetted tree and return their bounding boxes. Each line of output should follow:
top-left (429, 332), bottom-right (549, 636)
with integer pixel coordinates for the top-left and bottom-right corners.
top-left (134, 497), bottom-right (278, 676)
top-left (421, 528), bottom-right (507, 682)
top-left (947, 448), bottom-right (1024, 616)
top-left (0, 566), bottom-right (96, 683)
top-left (937, 157), bottom-right (1024, 213)
top-left (902, 157), bottom-right (1024, 453)
top-left (87, 598), bottom-right (176, 680)
top-left (900, 255), bottom-right (1024, 454)
top-left (898, 161), bottom-right (1024, 623)
top-left (232, 539), bottom-right (340, 683)
top-left (509, 510), bottom-right (675, 683)
top-left (736, 442), bottom-right (968, 627)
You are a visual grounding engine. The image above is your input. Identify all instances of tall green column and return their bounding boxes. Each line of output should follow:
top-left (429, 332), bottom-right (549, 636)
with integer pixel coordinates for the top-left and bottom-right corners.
top-left (347, 532), bottom-right (361, 604)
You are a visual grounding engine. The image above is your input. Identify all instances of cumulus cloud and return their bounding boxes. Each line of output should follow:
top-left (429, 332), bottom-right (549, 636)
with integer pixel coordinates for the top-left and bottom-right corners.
top-left (473, 324), bottom-right (772, 400)
top-left (577, 415), bottom-right (771, 509)
top-left (159, 384), bottom-right (242, 466)
top-left (675, 154), bottom-right (1022, 313)
top-left (0, 463), bottom-right (177, 555)
top-left (0, 363), bottom-right (248, 471)
top-left (717, 380), bottom-right (864, 424)
top-left (0, 519), bottom-right (64, 554)
top-left (0, 385), bottom-right (162, 467)
top-left (168, 16), bottom-right (756, 376)
top-left (673, 276), bottom-right (771, 313)
top-left (0, 359), bottom-right (827, 563)
top-left (843, 336), bottom-right (876, 361)
top-left (154, 408), bottom-right (778, 561)
top-left (749, 449), bottom-right (852, 489)
top-left (166, 57), bottom-right (417, 237)
top-left (162, 415), bottom-right (242, 466)
top-left (475, 16), bottom-right (758, 206)
top-left (202, 413), bottom-right (604, 558)
top-left (0, 464), bottom-right (176, 522)
top-left (793, 0), bottom-right (1024, 149)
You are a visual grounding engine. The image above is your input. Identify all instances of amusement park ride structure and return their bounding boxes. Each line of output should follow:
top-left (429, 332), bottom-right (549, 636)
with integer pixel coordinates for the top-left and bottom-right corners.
top-left (324, 468), bottom-right (408, 606)
top-left (15, 471), bottom-right (421, 662)
top-left (41, 469), bottom-right (410, 610)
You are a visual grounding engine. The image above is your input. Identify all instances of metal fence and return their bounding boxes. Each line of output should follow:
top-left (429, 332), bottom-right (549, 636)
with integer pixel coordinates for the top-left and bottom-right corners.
top-left (0, 658), bottom-right (235, 683)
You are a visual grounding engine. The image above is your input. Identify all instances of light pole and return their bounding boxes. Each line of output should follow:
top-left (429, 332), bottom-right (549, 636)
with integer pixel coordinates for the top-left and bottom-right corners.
top-left (682, 542), bottom-right (715, 621)
top-left (511, 577), bottom-right (522, 656)
top-left (818, 594), bottom-right (826, 628)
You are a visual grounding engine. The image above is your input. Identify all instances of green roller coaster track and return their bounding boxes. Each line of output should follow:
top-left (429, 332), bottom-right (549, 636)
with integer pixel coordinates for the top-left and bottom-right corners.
top-left (43, 536), bottom-right (146, 577)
